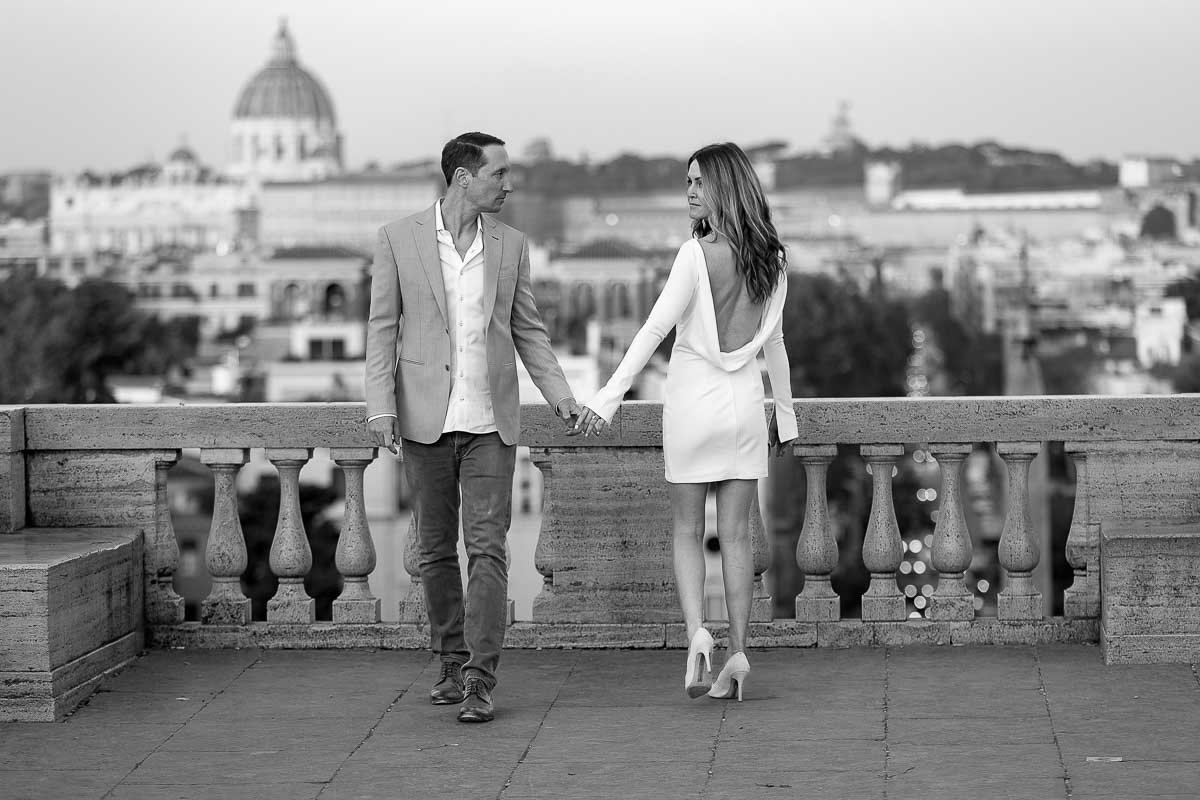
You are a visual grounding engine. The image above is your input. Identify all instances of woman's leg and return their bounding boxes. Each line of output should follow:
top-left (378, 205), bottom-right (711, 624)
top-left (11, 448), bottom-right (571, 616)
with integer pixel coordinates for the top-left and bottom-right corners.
top-left (669, 482), bottom-right (709, 639)
top-left (714, 479), bottom-right (758, 655)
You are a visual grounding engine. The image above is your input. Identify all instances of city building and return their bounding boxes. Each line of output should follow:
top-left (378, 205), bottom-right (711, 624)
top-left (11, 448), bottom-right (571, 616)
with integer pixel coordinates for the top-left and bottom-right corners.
top-left (49, 147), bottom-right (253, 260)
top-left (227, 19), bottom-right (343, 182)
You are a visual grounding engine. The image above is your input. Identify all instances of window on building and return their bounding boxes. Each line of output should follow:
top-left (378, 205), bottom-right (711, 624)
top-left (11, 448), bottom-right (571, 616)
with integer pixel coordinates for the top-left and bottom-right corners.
top-left (210, 284), bottom-right (219, 298)
top-left (237, 283), bottom-right (256, 297)
top-left (308, 338), bottom-right (347, 360)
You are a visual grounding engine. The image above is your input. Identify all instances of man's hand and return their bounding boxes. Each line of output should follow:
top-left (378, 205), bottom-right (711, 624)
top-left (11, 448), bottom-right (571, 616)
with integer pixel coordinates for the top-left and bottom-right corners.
top-left (367, 416), bottom-right (401, 455)
top-left (557, 398), bottom-right (584, 436)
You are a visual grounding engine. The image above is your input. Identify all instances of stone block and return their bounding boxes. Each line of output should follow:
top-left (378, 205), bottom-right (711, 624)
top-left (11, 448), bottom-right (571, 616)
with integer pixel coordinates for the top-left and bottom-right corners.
top-left (794, 593), bottom-right (841, 622)
top-left (928, 595), bottom-right (974, 621)
top-left (1100, 519), bottom-right (1200, 664)
top-left (860, 594), bottom-right (907, 622)
top-left (816, 620), bottom-right (874, 648)
top-left (0, 406), bottom-right (25, 533)
top-left (997, 593), bottom-right (1044, 622)
top-left (0, 527), bottom-right (143, 721)
top-left (332, 597), bottom-right (381, 624)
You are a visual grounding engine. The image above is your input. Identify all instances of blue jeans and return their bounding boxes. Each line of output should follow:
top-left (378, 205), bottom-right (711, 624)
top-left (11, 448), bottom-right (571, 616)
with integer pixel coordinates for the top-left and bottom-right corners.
top-left (401, 431), bottom-right (515, 690)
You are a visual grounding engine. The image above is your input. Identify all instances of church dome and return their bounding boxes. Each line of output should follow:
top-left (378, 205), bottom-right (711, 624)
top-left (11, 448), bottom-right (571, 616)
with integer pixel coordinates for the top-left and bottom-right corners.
top-left (233, 20), bottom-right (336, 124)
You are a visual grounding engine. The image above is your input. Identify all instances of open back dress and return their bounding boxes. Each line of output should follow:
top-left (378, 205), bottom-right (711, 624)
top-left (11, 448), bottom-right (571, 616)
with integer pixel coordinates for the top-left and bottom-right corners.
top-left (587, 237), bottom-right (798, 483)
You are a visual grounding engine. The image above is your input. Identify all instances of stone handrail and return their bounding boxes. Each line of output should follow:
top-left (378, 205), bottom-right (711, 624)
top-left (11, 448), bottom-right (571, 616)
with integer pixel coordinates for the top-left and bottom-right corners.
top-left (3, 396), bottom-right (1199, 661)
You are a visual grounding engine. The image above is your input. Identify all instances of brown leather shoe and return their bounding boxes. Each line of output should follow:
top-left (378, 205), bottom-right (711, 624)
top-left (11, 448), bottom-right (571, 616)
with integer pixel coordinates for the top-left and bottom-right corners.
top-left (456, 675), bottom-right (494, 723)
top-left (430, 661), bottom-right (465, 705)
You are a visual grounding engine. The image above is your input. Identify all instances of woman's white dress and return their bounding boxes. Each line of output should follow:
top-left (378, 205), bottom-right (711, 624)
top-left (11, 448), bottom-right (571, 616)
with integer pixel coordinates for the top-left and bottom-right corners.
top-left (586, 238), bottom-right (798, 483)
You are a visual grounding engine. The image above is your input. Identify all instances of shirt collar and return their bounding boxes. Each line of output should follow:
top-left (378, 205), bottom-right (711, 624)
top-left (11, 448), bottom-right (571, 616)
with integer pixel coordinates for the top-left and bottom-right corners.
top-left (435, 200), bottom-right (483, 236)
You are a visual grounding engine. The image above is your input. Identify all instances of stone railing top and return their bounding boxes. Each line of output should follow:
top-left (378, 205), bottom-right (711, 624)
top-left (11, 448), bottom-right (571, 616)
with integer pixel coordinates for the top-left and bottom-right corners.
top-left (4, 394), bottom-right (1199, 451)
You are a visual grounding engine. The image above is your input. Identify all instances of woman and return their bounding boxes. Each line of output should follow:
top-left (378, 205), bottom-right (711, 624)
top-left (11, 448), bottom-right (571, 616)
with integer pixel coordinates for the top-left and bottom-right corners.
top-left (579, 142), bottom-right (797, 701)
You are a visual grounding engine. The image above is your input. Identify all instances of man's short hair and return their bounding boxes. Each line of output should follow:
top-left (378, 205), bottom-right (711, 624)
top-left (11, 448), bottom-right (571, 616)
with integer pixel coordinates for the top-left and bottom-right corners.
top-left (441, 132), bottom-right (506, 186)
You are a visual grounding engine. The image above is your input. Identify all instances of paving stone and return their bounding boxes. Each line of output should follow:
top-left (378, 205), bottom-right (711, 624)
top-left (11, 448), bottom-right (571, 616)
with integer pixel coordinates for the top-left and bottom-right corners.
top-left (887, 742), bottom-right (1066, 779)
top-left (0, 768), bottom-right (125, 800)
top-left (106, 783), bottom-right (324, 800)
top-left (505, 759), bottom-right (706, 800)
top-left (2, 646), bottom-right (1196, 798)
top-left (67, 687), bottom-right (212, 724)
top-left (120, 750), bottom-right (345, 785)
top-left (714, 738), bottom-right (884, 773)
top-left (886, 774), bottom-right (1067, 800)
top-left (705, 768), bottom-right (886, 800)
top-left (0, 722), bottom-right (179, 770)
top-left (1067, 760), bottom-right (1200, 798)
top-left (888, 713), bottom-right (1055, 745)
top-left (324, 767), bottom-right (510, 800)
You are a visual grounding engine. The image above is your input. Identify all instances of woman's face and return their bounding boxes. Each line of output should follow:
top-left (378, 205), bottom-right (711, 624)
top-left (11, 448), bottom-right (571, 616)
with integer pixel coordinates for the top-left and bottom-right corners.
top-left (686, 160), bottom-right (711, 222)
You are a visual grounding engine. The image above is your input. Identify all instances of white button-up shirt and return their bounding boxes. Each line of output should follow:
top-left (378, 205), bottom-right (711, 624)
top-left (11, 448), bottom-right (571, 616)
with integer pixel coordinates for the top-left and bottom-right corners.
top-left (435, 201), bottom-right (496, 434)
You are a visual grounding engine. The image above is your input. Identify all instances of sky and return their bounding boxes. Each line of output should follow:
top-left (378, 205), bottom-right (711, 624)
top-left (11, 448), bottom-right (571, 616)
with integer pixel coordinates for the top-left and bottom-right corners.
top-left (2, 0), bottom-right (1198, 174)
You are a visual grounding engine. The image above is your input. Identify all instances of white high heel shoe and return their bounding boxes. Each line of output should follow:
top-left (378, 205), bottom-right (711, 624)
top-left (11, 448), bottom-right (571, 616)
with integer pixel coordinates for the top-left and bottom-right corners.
top-left (684, 628), bottom-right (714, 698)
top-left (707, 651), bottom-right (750, 701)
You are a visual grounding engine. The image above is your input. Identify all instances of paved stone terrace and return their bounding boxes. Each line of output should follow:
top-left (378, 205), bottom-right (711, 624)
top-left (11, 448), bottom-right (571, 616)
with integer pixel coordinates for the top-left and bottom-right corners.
top-left (2, 645), bottom-right (1198, 799)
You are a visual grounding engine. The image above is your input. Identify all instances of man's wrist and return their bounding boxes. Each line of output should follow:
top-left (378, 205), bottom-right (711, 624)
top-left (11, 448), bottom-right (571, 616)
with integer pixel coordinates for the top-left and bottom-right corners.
top-left (555, 397), bottom-right (577, 416)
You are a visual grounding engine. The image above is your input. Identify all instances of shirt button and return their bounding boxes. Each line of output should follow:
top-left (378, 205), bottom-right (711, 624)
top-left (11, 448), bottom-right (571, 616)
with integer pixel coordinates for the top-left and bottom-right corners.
top-left (444, 365), bottom-right (450, 371)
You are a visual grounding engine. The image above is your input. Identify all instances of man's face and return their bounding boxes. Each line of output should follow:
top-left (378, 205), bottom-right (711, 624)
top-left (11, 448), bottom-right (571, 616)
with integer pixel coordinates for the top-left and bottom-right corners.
top-left (465, 145), bottom-right (513, 213)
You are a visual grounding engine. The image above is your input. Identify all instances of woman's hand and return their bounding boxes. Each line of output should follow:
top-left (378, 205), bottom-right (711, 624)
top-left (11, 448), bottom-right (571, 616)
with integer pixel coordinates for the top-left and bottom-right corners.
top-left (767, 410), bottom-right (793, 457)
top-left (577, 406), bottom-right (609, 437)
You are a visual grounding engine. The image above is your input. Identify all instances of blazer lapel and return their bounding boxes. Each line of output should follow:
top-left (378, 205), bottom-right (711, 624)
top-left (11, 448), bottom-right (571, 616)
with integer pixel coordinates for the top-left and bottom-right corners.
top-left (412, 205), bottom-right (448, 324)
top-left (482, 215), bottom-right (503, 323)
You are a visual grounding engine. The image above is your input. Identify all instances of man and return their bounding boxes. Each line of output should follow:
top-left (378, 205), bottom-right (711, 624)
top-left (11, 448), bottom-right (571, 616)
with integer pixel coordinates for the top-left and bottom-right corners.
top-left (365, 132), bottom-right (581, 723)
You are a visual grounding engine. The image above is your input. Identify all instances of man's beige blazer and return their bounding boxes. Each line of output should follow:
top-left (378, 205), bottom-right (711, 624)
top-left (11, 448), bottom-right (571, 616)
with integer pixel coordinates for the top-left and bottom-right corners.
top-left (364, 204), bottom-right (572, 445)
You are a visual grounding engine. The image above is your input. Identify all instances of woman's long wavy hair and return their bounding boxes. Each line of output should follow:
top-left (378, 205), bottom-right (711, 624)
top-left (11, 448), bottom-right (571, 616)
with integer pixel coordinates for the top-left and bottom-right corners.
top-left (689, 142), bottom-right (787, 304)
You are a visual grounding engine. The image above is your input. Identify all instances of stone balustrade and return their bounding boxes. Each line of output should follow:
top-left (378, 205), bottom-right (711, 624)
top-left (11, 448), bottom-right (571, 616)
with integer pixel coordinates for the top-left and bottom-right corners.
top-left (2, 396), bottom-right (1200, 665)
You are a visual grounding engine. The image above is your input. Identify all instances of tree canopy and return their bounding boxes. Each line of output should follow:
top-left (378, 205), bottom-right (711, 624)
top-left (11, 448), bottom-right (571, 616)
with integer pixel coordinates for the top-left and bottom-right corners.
top-left (0, 276), bottom-right (199, 403)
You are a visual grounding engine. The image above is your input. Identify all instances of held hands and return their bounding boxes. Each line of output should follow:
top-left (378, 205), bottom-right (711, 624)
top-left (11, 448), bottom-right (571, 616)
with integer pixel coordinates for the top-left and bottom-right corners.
top-left (557, 398), bottom-right (584, 436)
top-left (577, 406), bottom-right (608, 437)
top-left (367, 416), bottom-right (401, 456)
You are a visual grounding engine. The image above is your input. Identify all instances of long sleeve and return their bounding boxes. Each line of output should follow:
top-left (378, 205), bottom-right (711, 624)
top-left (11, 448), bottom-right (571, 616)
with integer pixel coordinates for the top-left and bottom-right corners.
top-left (762, 274), bottom-right (798, 442)
top-left (510, 235), bottom-right (573, 410)
top-left (364, 226), bottom-right (400, 419)
top-left (586, 242), bottom-right (699, 423)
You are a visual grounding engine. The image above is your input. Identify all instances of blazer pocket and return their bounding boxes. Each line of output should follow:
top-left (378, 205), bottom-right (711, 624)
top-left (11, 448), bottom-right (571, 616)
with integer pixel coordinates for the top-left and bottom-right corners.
top-left (398, 355), bottom-right (424, 365)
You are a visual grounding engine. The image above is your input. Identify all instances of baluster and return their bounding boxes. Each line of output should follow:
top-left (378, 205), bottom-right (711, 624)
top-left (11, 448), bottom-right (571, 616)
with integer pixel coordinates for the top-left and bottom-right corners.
top-left (928, 444), bottom-right (974, 620)
top-left (1063, 444), bottom-right (1100, 619)
top-left (529, 450), bottom-right (557, 620)
top-left (200, 448), bottom-right (250, 625)
top-left (749, 495), bottom-right (773, 621)
top-left (398, 515), bottom-right (426, 623)
top-left (997, 442), bottom-right (1043, 621)
top-left (860, 444), bottom-right (906, 621)
top-left (331, 448), bottom-right (380, 623)
top-left (794, 445), bottom-right (840, 622)
top-left (266, 448), bottom-right (314, 623)
top-left (146, 449), bottom-right (185, 624)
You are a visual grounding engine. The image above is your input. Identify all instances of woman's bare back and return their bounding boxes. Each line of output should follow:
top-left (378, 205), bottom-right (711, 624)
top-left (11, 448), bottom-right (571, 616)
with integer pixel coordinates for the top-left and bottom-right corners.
top-left (698, 236), bottom-right (762, 353)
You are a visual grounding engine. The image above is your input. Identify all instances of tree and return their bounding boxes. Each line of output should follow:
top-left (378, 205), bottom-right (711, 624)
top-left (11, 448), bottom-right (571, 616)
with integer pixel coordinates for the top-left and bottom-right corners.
top-left (1140, 204), bottom-right (1178, 240)
top-left (911, 287), bottom-right (1003, 395)
top-left (1165, 277), bottom-right (1200, 320)
top-left (0, 277), bottom-right (197, 403)
top-left (781, 273), bottom-right (912, 398)
top-left (1172, 353), bottom-right (1200, 393)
